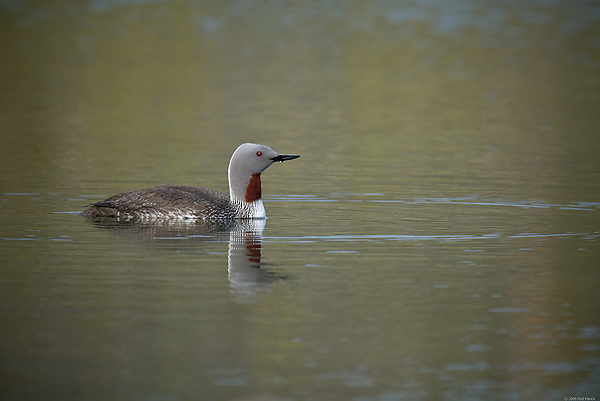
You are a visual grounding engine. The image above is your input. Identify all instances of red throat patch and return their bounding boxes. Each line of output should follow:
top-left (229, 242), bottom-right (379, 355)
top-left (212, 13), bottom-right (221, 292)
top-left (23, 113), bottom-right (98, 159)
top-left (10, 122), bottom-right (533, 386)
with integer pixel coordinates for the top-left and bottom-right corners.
top-left (245, 173), bottom-right (262, 202)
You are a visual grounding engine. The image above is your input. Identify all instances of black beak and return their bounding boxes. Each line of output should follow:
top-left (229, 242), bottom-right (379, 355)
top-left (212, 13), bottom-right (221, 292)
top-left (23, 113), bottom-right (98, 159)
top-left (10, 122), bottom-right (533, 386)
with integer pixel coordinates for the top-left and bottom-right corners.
top-left (271, 154), bottom-right (301, 162)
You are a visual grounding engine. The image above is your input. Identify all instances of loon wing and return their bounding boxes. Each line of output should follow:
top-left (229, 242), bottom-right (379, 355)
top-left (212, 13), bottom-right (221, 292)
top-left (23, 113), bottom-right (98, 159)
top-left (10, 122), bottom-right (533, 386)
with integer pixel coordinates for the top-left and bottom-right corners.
top-left (81, 185), bottom-right (233, 220)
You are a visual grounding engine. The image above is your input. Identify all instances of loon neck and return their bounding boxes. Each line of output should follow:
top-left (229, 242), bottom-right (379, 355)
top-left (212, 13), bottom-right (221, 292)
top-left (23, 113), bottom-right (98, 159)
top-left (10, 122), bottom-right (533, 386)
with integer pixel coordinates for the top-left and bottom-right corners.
top-left (244, 173), bottom-right (261, 202)
top-left (229, 172), bottom-right (262, 203)
top-left (229, 172), bottom-right (266, 218)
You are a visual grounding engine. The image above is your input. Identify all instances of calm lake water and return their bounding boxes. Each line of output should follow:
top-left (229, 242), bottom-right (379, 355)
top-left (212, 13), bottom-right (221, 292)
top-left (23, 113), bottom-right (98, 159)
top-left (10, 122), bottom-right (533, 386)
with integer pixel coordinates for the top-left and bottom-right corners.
top-left (1, 1), bottom-right (600, 400)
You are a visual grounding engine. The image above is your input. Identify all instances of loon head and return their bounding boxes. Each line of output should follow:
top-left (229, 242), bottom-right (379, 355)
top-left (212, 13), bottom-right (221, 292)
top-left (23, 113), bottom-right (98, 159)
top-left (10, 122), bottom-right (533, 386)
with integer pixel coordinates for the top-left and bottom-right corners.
top-left (227, 143), bottom-right (300, 209)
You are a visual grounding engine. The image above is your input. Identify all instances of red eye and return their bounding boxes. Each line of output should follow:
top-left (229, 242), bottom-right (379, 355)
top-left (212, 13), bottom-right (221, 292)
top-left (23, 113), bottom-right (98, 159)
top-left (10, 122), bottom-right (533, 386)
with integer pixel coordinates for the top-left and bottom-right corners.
top-left (256, 151), bottom-right (262, 157)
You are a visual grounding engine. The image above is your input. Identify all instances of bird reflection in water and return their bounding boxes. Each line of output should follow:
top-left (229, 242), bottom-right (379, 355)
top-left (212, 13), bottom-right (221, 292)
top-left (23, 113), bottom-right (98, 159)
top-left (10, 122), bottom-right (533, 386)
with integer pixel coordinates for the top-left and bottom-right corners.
top-left (84, 217), bottom-right (283, 302)
top-left (226, 219), bottom-right (282, 301)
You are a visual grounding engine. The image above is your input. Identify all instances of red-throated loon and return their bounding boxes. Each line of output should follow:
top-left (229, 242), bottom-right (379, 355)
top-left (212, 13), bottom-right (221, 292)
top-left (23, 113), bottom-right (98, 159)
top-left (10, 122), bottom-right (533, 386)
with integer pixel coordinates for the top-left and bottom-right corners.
top-left (80, 143), bottom-right (300, 221)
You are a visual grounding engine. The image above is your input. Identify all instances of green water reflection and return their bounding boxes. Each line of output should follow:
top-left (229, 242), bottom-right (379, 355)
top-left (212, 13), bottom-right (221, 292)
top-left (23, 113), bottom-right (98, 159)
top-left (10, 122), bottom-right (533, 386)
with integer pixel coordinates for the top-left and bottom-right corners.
top-left (1, 1), bottom-right (599, 400)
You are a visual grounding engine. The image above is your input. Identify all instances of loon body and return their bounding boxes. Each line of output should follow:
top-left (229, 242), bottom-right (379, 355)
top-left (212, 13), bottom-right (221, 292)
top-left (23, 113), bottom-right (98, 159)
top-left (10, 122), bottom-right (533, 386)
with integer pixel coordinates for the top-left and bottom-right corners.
top-left (81, 143), bottom-right (300, 221)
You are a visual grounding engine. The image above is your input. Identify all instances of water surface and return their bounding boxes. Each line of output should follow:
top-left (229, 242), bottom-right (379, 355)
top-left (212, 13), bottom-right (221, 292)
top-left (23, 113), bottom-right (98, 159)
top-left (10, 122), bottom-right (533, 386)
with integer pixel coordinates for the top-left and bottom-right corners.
top-left (1, 1), bottom-right (600, 400)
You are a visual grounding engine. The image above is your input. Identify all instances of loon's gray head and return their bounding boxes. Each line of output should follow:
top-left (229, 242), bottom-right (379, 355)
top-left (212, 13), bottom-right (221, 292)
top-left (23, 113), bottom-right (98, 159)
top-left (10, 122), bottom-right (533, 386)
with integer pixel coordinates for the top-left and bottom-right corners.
top-left (227, 143), bottom-right (300, 213)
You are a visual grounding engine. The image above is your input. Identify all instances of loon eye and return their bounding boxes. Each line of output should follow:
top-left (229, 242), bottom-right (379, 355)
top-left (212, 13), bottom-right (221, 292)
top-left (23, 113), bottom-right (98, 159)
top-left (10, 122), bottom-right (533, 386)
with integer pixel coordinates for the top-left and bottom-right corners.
top-left (256, 151), bottom-right (262, 157)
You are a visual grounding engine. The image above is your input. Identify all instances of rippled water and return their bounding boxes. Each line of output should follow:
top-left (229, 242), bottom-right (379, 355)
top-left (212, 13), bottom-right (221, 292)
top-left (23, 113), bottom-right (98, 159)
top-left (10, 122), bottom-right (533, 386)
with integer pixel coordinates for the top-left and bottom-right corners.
top-left (1, 0), bottom-right (600, 400)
